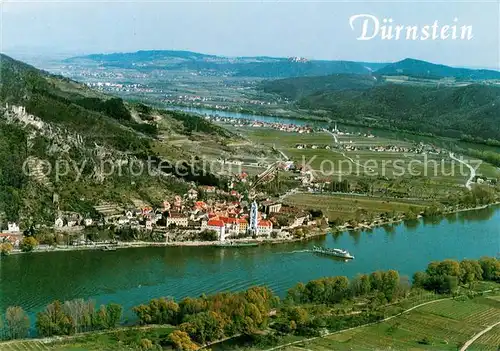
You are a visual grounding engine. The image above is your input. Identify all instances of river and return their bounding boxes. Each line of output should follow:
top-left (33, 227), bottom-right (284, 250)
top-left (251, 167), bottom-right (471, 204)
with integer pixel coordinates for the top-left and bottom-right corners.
top-left (1, 107), bottom-right (500, 323)
top-left (169, 106), bottom-right (500, 154)
top-left (1, 206), bottom-right (499, 320)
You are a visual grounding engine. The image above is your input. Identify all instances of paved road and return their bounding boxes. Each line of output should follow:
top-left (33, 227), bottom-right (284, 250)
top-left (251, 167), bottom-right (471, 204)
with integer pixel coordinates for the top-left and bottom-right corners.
top-left (459, 320), bottom-right (500, 351)
top-left (449, 152), bottom-right (476, 190)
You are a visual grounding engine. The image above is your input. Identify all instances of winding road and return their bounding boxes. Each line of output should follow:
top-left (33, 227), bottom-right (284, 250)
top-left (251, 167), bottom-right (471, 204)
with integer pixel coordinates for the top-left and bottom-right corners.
top-left (449, 152), bottom-right (476, 190)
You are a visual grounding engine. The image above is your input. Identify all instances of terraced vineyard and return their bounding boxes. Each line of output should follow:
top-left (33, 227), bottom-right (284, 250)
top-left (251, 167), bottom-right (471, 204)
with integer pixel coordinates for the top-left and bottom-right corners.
top-left (0, 340), bottom-right (50, 351)
top-left (469, 324), bottom-right (500, 351)
top-left (281, 296), bottom-right (500, 351)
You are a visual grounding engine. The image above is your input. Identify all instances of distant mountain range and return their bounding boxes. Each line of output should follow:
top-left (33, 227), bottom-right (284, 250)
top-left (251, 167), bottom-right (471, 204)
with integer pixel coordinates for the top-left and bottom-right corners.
top-left (377, 58), bottom-right (500, 80)
top-left (67, 50), bottom-right (374, 78)
top-left (67, 50), bottom-right (500, 80)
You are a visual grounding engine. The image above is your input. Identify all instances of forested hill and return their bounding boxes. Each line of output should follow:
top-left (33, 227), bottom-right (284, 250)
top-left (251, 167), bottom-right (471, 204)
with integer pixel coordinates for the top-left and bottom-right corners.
top-left (376, 58), bottom-right (500, 80)
top-left (298, 83), bottom-right (500, 141)
top-left (0, 54), bottom-right (227, 224)
top-left (67, 50), bottom-right (375, 78)
top-left (259, 74), bottom-right (383, 100)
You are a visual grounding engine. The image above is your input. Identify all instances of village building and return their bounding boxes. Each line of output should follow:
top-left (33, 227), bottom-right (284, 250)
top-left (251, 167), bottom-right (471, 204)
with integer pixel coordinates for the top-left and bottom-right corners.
top-left (7, 222), bottom-right (20, 233)
top-left (0, 233), bottom-right (22, 247)
top-left (262, 201), bottom-right (282, 215)
top-left (257, 220), bottom-right (273, 236)
top-left (202, 219), bottom-right (226, 241)
top-left (55, 217), bottom-right (64, 228)
top-left (163, 201), bottom-right (171, 211)
top-left (186, 188), bottom-right (198, 200)
top-left (167, 213), bottom-right (189, 227)
top-left (238, 218), bottom-right (248, 233)
top-left (118, 217), bottom-right (130, 225)
top-left (200, 185), bottom-right (216, 193)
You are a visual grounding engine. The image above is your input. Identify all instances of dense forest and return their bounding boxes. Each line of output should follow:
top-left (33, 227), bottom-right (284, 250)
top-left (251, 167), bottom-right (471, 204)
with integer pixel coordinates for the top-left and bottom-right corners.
top-left (261, 72), bottom-right (500, 142)
top-left (299, 83), bottom-right (500, 141)
top-left (259, 73), bottom-right (382, 100)
top-left (377, 58), bottom-right (500, 80)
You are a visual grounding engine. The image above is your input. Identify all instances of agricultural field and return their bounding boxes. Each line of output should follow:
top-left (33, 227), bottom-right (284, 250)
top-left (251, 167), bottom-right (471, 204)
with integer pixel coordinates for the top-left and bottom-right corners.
top-left (283, 193), bottom-right (429, 221)
top-left (279, 296), bottom-right (500, 351)
top-left (469, 324), bottom-right (500, 351)
top-left (230, 126), bottom-right (487, 188)
top-left (0, 326), bottom-right (175, 351)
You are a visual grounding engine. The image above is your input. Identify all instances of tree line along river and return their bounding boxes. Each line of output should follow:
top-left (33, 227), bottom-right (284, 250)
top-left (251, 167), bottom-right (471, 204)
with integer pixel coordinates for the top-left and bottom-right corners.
top-left (1, 206), bottom-right (499, 320)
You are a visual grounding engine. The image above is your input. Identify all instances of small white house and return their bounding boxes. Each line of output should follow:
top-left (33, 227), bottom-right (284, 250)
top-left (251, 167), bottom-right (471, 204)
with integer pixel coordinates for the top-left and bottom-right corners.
top-left (7, 222), bottom-right (20, 233)
top-left (84, 218), bottom-right (93, 227)
top-left (118, 217), bottom-right (130, 225)
top-left (187, 188), bottom-right (198, 200)
top-left (54, 218), bottom-right (64, 228)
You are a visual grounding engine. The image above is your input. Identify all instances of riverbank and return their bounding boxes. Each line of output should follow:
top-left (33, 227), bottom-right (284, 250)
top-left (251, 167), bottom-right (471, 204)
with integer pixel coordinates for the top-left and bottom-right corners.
top-left (5, 227), bottom-right (329, 256)
top-left (4, 201), bottom-right (498, 257)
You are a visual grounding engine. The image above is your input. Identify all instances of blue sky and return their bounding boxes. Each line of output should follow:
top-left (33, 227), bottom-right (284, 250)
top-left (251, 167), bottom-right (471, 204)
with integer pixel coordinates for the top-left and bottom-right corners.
top-left (1, 0), bottom-right (498, 68)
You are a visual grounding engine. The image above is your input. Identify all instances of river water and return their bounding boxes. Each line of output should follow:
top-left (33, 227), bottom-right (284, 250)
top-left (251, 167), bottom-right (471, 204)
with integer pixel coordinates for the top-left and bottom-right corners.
top-left (168, 106), bottom-right (500, 153)
top-left (1, 207), bottom-right (499, 318)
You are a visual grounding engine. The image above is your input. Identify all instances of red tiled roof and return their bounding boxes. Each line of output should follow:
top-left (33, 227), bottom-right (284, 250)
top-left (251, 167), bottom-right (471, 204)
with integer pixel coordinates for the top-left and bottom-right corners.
top-left (238, 218), bottom-right (248, 224)
top-left (258, 220), bottom-right (272, 227)
top-left (219, 217), bottom-right (237, 224)
top-left (207, 219), bottom-right (224, 227)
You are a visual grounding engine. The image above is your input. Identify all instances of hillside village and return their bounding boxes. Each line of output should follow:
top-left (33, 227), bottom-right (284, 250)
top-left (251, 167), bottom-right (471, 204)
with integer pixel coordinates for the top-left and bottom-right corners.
top-left (0, 182), bottom-right (322, 251)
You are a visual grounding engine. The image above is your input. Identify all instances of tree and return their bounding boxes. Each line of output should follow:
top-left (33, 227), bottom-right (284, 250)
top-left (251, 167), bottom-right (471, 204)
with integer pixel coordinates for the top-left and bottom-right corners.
top-left (369, 271), bottom-right (384, 292)
top-left (459, 260), bottom-right (483, 286)
top-left (92, 305), bottom-right (109, 330)
top-left (478, 257), bottom-right (500, 282)
top-left (287, 282), bottom-right (306, 303)
top-left (179, 297), bottom-right (208, 318)
top-left (382, 270), bottom-right (400, 301)
top-left (106, 303), bottom-right (123, 328)
top-left (426, 260), bottom-right (460, 277)
top-left (199, 230), bottom-right (218, 242)
top-left (36, 300), bottom-right (74, 337)
top-left (133, 298), bottom-right (179, 325)
top-left (4, 306), bottom-right (30, 340)
top-left (286, 306), bottom-right (309, 327)
top-left (20, 236), bottom-right (38, 252)
top-left (0, 242), bottom-right (13, 256)
top-left (180, 311), bottom-right (226, 344)
top-left (167, 330), bottom-right (198, 351)
top-left (412, 271), bottom-right (429, 288)
top-left (350, 274), bottom-right (371, 297)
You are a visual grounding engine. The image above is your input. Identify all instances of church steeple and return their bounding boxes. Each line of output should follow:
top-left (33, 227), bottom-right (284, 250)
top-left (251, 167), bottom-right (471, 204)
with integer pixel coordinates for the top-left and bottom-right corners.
top-left (249, 201), bottom-right (258, 234)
